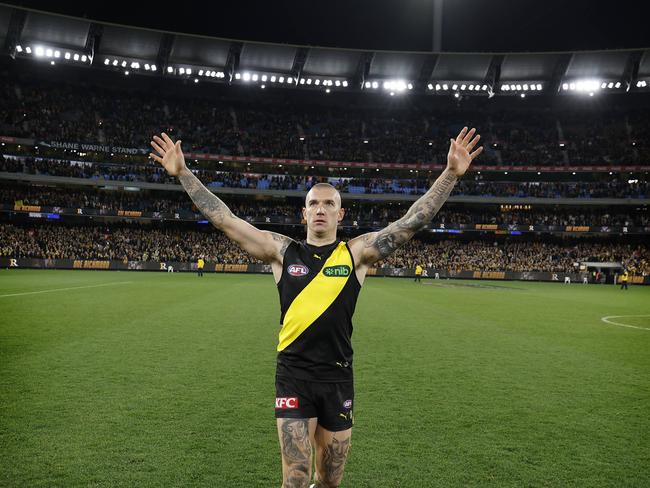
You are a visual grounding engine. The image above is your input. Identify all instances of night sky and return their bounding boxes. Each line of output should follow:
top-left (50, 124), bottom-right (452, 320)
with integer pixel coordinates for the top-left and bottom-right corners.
top-left (6, 0), bottom-right (650, 53)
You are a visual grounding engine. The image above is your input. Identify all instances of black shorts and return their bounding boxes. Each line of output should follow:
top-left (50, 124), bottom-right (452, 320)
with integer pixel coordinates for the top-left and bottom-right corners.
top-left (275, 375), bottom-right (354, 431)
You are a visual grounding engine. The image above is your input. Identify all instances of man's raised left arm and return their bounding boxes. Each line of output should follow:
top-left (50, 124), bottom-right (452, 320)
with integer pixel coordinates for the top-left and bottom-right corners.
top-left (349, 127), bottom-right (483, 267)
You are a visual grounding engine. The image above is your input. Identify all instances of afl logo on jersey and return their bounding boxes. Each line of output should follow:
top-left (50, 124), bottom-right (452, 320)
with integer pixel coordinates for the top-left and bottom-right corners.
top-left (287, 264), bottom-right (310, 276)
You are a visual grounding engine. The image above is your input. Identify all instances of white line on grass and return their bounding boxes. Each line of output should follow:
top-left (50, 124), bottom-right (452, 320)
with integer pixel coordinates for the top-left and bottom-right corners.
top-left (600, 315), bottom-right (650, 331)
top-left (0, 281), bottom-right (133, 298)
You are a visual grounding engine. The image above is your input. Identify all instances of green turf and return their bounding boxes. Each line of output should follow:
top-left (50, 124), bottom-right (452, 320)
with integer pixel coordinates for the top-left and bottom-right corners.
top-left (1, 269), bottom-right (649, 487)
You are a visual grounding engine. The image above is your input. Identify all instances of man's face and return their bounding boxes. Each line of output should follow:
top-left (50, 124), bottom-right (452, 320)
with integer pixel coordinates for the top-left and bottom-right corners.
top-left (303, 186), bottom-right (345, 235)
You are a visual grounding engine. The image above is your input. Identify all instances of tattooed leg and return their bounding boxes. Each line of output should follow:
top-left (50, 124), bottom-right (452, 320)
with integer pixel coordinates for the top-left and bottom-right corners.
top-left (314, 426), bottom-right (352, 488)
top-left (277, 418), bottom-right (317, 488)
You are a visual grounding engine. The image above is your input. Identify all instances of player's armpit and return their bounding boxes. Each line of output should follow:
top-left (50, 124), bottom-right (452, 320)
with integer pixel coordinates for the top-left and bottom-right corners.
top-left (176, 167), bottom-right (292, 264)
top-left (349, 169), bottom-right (458, 266)
top-left (348, 225), bottom-right (414, 267)
top-left (350, 127), bottom-right (483, 267)
top-left (208, 216), bottom-right (293, 265)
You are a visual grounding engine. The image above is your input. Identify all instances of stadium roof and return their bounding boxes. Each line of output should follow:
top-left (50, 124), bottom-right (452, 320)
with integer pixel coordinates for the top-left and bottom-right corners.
top-left (2, 4), bottom-right (650, 97)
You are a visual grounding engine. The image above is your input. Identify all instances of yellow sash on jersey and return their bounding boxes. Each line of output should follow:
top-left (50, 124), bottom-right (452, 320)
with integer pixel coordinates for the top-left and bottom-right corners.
top-left (278, 242), bottom-right (352, 351)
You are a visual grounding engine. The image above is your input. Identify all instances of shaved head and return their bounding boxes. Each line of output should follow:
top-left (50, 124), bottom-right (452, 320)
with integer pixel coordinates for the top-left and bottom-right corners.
top-left (305, 183), bottom-right (342, 208)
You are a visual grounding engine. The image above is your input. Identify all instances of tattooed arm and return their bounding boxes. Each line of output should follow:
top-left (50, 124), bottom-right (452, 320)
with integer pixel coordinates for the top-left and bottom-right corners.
top-left (149, 133), bottom-right (292, 266)
top-left (349, 127), bottom-right (483, 268)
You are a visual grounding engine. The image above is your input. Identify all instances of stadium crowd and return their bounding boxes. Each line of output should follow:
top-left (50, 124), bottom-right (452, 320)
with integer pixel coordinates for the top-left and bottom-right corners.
top-left (2, 156), bottom-right (648, 199)
top-left (2, 74), bottom-right (649, 167)
top-left (1, 222), bottom-right (648, 275)
top-left (1, 183), bottom-right (648, 227)
top-left (0, 222), bottom-right (263, 265)
top-left (376, 239), bottom-right (650, 276)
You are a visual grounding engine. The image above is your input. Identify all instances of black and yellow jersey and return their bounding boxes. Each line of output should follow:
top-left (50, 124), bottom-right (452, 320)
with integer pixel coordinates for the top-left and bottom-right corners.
top-left (276, 239), bottom-right (361, 383)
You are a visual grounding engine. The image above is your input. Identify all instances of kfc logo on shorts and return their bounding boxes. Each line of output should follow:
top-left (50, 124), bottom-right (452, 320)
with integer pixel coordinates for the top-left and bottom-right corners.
top-left (343, 399), bottom-right (353, 409)
top-left (276, 397), bottom-right (299, 409)
top-left (287, 265), bottom-right (309, 277)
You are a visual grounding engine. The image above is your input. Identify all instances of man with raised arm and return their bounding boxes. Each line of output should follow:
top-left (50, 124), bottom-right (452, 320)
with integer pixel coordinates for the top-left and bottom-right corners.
top-left (150, 127), bottom-right (482, 488)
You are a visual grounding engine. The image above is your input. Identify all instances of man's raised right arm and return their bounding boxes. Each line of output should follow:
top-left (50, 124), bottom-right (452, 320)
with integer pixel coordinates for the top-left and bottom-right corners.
top-left (150, 133), bottom-right (292, 264)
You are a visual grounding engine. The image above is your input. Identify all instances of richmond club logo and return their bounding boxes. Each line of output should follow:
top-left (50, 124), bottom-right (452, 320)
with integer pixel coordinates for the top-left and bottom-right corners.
top-left (287, 264), bottom-right (309, 276)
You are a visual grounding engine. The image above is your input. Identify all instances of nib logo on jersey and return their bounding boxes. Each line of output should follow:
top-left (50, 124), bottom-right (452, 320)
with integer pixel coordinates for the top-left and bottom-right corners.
top-left (323, 265), bottom-right (351, 277)
top-left (287, 264), bottom-right (310, 276)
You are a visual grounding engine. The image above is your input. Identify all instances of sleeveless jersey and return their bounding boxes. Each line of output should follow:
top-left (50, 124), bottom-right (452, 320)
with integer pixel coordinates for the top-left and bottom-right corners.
top-left (276, 239), bottom-right (361, 382)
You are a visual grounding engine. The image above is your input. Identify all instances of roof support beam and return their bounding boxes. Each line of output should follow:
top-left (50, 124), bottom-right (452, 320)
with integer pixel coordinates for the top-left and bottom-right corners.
top-left (225, 41), bottom-right (243, 83)
top-left (484, 55), bottom-right (504, 97)
top-left (353, 51), bottom-right (374, 89)
top-left (622, 50), bottom-right (643, 92)
top-left (84, 22), bottom-right (104, 65)
top-left (3, 8), bottom-right (27, 59)
top-left (290, 47), bottom-right (309, 83)
top-left (156, 33), bottom-right (175, 76)
top-left (417, 54), bottom-right (439, 89)
top-left (549, 53), bottom-right (573, 93)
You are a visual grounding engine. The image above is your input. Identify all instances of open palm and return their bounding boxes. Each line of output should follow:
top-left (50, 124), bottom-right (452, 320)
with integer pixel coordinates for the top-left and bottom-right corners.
top-left (447, 127), bottom-right (483, 176)
top-left (150, 133), bottom-right (186, 176)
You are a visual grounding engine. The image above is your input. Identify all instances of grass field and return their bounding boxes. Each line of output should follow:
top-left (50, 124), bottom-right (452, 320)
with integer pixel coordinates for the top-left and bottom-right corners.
top-left (1, 269), bottom-right (649, 487)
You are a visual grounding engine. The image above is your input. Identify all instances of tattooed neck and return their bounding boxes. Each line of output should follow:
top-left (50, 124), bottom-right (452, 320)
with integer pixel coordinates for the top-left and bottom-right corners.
top-left (177, 167), bottom-right (234, 228)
